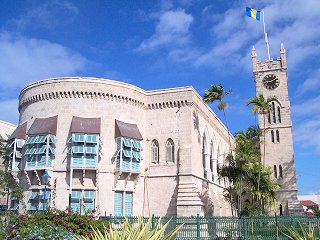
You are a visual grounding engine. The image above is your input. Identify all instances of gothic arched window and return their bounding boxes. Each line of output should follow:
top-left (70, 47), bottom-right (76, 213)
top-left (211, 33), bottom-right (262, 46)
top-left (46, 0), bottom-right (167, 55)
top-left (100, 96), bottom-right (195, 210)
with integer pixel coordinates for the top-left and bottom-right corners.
top-left (279, 165), bottom-right (283, 178)
top-left (151, 140), bottom-right (159, 164)
top-left (271, 130), bottom-right (275, 143)
top-left (276, 130), bottom-right (280, 142)
top-left (165, 139), bottom-right (174, 163)
top-left (277, 106), bottom-right (281, 123)
top-left (272, 102), bottom-right (276, 123)
top-left (274, 165), bottom-right (278, 178)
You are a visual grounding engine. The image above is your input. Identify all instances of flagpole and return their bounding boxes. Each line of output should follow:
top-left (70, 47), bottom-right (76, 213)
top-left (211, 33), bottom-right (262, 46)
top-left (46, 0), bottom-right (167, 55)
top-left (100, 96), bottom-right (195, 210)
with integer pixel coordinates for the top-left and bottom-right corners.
top-left (262, 10), bottom-right (271, 60)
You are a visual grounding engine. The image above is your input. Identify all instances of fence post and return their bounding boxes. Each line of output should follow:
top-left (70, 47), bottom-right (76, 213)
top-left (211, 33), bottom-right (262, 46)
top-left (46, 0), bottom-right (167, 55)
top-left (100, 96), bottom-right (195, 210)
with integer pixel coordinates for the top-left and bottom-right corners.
top-left (243, 217), bottom-right (248, 240)
top-left (197, 214), bottom-right (200, 240)
top-left (151, 214), bottom-right (155, 230)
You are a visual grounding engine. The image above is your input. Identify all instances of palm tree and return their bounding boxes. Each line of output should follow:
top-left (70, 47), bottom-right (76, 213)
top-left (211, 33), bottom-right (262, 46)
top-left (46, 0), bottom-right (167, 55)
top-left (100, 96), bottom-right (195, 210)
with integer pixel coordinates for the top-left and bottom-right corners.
top-left (203, 83), bottom-right (233, 150)
top-left (247, 94), bottom-right (277, 212)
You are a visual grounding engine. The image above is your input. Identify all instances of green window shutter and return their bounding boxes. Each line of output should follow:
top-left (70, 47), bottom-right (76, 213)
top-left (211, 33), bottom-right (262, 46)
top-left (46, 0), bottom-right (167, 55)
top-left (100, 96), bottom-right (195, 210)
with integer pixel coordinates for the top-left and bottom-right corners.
top-left (132, 161), bottom-right (140, 171)
top-left (125, 192), bottom-right (133, 216)
top-left (83, 191), bottom-right (95, 211)
top-left (71, 190), bottom-right (81, 213)
top-left (49, 146), bottom-right (56, 154)
top-left (85, 156), bottom-right (96, 167)
top-left (73, 133), bottom-right (85, 143)
top-left (86, 134), bottom-right (98, 143)
top-left (123, 150), bottom-right (133, 158)
top-left (72, 157), bottom-right (84, 167)
top-left (34, 135), bottom-right (47, 144)
top-left (123, 138), bottom-right (133, 147)
top-left (132, 151), bottom-right (142, 161)
top-left (122, 159), bottom-right (130, 170)
top-left (72, 146), bottom-right (85, 154)
top-left (85, 146), bottom-right (97, 154)
top-left (49, 134), bottom-right (56, 144)
top-left (114, 191), bottom-right (123, 216)
top-left (132, 140), bottom-right (142, 150)
top-left (34, 145), bottom-right (46, 154)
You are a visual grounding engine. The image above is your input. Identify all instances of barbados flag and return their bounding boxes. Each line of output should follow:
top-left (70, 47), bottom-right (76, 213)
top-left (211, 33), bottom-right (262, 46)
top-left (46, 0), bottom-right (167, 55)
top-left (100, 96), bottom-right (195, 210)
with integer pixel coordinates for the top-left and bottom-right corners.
top-left (246, 7), bottom-right (261, 21)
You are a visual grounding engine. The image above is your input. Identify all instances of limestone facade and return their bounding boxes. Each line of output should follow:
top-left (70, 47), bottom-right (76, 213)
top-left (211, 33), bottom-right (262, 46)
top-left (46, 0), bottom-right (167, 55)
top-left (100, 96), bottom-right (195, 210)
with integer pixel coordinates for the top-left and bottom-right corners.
top-left (10, 77), bottom-right (233, 216)
top-left (252, 44), bottom-right (302, 215)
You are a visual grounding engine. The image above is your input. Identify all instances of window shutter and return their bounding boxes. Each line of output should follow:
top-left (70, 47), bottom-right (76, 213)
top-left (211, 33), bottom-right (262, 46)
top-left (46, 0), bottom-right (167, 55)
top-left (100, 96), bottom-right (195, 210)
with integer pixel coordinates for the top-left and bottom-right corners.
top-left (125, 192), bottom-right (133, 216)
top-left (114, 191), bottom-right (123, 216)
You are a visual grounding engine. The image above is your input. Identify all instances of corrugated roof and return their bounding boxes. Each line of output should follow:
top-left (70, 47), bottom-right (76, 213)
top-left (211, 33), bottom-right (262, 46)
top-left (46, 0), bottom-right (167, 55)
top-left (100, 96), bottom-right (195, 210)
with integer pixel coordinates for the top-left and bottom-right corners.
top-left (27, 116), bottom-right (58, 135)
top-left (300, 200), bottom-right (318, 207)
top-left (70, 116), bottom-right (101, 134)
top-left (115, 119), bottom-right (143, 140)
top-left (8, 122), bottom-right (27, 140)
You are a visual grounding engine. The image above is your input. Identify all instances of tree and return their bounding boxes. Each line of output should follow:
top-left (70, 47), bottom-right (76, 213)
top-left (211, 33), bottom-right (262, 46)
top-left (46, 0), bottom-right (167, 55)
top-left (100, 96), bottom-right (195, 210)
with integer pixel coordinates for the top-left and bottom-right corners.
top-left (0, 136), bottom-right (23, 209)
top-left (219, 125), bottom-right (278, 216)
top-left (203, 83), bottom-right (233, 150)
top-left (246, 94), bottom-right (277, 201)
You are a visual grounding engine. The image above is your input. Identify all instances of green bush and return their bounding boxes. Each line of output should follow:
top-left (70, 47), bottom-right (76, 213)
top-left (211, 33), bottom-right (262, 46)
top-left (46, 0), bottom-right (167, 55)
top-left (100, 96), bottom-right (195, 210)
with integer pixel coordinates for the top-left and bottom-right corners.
top-left (0, 208), bottom-right (108, 239)
top-left (283, 222), bottom-right (317, 240)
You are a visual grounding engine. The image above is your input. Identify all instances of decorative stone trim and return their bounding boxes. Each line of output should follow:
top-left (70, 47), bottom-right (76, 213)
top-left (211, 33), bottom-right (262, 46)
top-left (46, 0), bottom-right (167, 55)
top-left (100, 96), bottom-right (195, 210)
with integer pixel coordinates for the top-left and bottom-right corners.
top-left (147, 100), bottom-right (189, 110)
top-left (19, 90), bottom-right (146, 111)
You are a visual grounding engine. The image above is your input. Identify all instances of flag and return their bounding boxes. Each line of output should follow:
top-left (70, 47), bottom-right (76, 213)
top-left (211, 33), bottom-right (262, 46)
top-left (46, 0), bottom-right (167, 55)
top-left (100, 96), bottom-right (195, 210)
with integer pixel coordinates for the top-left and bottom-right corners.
top-left (246, 7), bottom-right (261, 21)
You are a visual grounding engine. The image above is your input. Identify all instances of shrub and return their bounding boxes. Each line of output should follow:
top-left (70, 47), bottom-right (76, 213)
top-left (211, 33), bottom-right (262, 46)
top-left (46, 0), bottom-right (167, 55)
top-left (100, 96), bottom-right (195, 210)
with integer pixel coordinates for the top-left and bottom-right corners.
top-left (283, 222), bottom-right (316, 240)
top-left (0, 208), bottom-right (108, 239)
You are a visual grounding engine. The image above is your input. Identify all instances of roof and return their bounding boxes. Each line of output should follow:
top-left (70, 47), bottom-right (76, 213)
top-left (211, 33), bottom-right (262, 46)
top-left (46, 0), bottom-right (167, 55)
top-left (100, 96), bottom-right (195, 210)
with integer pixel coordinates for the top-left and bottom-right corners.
top-left (70, 116), bottom-right (101, 134)
top-left (115, 119), bottom-right (143, 140)
top-left (27, 116), bottom-right (58, 135)
top-left (0, 120), bottom-right (17, 140)
top-left (300, 200), bottom-right (319, 207)
top-left (8, 122), bottom-right (27, 140)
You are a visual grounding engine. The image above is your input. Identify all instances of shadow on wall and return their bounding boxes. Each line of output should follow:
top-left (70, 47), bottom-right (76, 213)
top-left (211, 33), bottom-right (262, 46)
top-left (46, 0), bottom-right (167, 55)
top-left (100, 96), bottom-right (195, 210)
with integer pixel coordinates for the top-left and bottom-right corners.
top-left (193, 111), bottom-right (200, 144)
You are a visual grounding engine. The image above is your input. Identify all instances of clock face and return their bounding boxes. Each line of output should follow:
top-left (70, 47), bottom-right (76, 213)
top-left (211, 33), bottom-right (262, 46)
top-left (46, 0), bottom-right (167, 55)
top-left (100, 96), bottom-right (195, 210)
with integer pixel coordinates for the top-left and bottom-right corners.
top-left (263, 74), bottom-right (280, 90)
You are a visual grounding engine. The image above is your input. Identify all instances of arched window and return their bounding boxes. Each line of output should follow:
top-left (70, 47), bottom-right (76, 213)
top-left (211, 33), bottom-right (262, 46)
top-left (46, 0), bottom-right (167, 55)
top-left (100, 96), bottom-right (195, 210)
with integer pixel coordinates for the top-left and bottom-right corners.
top-left (276, 130), bottom-right (280, 142)
top-left (279, 165), bottom-right (283, 178)
top-left (271, 130), bottom-right (274, 143)
top-left (210, 142), bottom-right (213, 172)
top-left (268, 112), bottom-right (271, 124)
top-left (151, 140), bottom-right (159, 164)
top-left (274, 165), bottom-right (277, 178)
top-left (280, 204), bottom-right (283, 216)
top-left (277, 106), bottom-right (281, 123)
top-left (165, 139), bottom-right (174, 163)
top-left (272, 102), bottom-right (276, 123)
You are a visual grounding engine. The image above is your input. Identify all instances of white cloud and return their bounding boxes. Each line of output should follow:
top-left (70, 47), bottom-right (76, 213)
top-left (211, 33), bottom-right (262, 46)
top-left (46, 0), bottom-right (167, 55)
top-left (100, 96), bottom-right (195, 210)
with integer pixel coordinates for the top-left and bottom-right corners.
top-left (292, 95), bottom-right (320, 152)
top-left (292, 96), bottom-right (320, 118)
top-left (138, 9), bottom-right (193, 51)
top-left (0, 32), bottom-right (88, 92)
top-left (293, 117), bottom-right (320, 152)
top-left (296, 69), bottom-right (320, 96)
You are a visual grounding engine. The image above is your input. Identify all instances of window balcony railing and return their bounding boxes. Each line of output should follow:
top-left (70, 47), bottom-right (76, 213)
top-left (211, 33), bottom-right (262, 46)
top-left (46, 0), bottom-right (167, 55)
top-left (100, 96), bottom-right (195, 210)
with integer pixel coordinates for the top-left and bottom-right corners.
top-left (25, 156), bottom-right (53, 169)
top-left (71, 157), bottom-right (97, 168)
top-left (115, 159), bottom-right (140, 172)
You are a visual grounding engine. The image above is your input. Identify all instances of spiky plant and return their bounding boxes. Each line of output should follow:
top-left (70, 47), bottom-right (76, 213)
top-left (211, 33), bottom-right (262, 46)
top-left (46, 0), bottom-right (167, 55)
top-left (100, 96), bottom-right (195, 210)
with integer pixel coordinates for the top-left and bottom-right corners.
top-left (77, 216), bottom-right (183, 240)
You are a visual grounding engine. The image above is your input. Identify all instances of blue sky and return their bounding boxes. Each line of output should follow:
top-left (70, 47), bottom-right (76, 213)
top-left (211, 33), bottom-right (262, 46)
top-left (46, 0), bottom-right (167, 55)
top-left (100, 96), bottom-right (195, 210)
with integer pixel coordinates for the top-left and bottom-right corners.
top-left (0, 0), bottom-right (319, 195)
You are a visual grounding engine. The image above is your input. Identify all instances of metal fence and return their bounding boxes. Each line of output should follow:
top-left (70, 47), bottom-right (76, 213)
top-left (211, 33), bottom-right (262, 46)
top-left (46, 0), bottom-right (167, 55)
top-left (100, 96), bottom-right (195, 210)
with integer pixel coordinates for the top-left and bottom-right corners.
top-left (101, 215), bottom-right (320, 240)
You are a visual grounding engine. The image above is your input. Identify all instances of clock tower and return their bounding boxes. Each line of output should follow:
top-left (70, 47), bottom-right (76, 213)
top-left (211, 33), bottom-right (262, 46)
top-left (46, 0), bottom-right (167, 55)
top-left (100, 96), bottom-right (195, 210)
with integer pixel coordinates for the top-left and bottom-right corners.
top-left (251, 43), bottom-right (302, 215)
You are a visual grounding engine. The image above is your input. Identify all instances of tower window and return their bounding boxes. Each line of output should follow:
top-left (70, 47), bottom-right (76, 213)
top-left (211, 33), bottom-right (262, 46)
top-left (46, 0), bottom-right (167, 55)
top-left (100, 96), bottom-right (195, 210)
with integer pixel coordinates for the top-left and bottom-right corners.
top-left (268, 112), bottom-right (271, 124)
top-left (274, 165), bottom-right (277, 178)
top-left (271, 130), bottom-right (275, 143)
top-left (272, 102), bottom-right (276, 123)
top-left (277, 106), bottom-right (281, 123)
top-left (279, 165), bottom-right (283, 178)
top-left (276, 130), bottom-right (280, 142)
top-left (165, 139), bottom-right (174, 163)
top-left (151, 140), bottom-right (159, 164)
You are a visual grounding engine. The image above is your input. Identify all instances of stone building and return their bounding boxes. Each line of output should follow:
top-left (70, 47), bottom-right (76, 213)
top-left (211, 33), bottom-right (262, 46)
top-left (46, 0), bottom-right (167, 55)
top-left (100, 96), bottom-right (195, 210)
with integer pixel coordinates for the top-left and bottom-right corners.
top-left (0, 120), bottom-right (16, 209)
top-left (8, 77), bottom-right (233, 216)
top-left (252, 43), bottom-right (302, 215)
